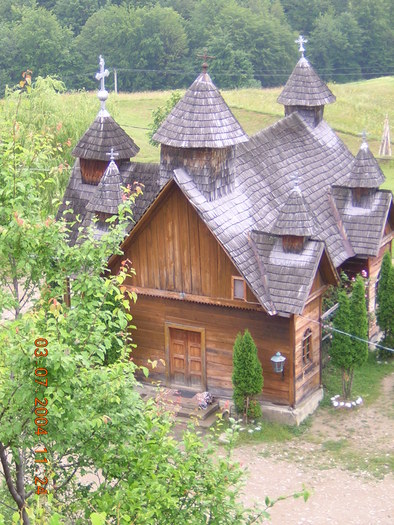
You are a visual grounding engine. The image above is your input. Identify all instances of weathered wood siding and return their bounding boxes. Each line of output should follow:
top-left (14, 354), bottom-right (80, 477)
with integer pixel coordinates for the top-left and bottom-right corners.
top-left (121, 185), bottom-right (258, 304)
top-left (129, 294), bottom-right (293, 405)
top-left (80, 158), bottom-right (108, 185)
top-left (294, 294), bottom-right (321, 405)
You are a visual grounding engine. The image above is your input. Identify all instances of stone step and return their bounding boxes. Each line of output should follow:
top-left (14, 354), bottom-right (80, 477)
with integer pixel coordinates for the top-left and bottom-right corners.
top-left (177, 402), bottom-right (220, 420)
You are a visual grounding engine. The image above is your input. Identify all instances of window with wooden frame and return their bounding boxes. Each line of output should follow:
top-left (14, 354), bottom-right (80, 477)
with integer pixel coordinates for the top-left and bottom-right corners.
top-left (302, 329), bottom-right (312, 366)
top-left (232, 276), bottom-right (246, 300)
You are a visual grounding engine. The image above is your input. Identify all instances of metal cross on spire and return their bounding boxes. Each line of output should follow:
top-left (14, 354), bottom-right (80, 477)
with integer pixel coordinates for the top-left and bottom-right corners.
top-left (292, 171), bottom-right (301, 192)
top-left (197, 48), bottom-right (215, 74)
top-left (295, 35), bottom-right (308, 58)
top-left (360, 130), bottom-right (369, 150)
top-left (96, 55), bottom-right (109, 115)
top-left (106, 147), bottom-right (119, 163)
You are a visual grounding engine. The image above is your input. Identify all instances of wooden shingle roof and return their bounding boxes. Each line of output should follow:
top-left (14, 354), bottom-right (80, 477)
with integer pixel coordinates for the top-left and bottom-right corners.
top-left (57, 161), bottom-right (160, 246)
top-left (235, 113), bottom-right (355, 268)
top-left (251, 232), bottom-right (325, 314)
top-left (277, 57), bottom-right (336, 107)
top-left (86, 160), bottom-right (123, 215)
top-left (153, 72), bottom-right (249, 148)
top-left (72, 114), bottom-right (139, 161)
top-left (268, 185), bottom-right (318, 237)
top-left (331, 187), bottom-right (392, 256)
top-left (342, 140), bottom-right (385, 188)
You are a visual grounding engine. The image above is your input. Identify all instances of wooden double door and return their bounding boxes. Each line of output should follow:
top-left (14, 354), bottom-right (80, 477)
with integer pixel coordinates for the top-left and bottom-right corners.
top-left (168, 327), bottom-right (205, 388)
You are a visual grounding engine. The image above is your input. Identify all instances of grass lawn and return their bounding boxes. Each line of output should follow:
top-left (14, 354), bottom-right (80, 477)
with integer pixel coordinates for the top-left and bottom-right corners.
top-left (105, 76), bottom-right (394, 191)
top-left (227, 353), bottom-right (393, 479)
top-left (320, 351), bottom-right (394, 407)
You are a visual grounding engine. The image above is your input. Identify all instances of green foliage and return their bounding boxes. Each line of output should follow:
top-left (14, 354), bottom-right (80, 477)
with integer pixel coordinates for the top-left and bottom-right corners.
top-left (322, 350), bottom-right (394, 407)
top-left (0, 74), bottom-right (98, 214)
top-left (75, 4), bottom-right (189, 92)
top-left (0, 77), bottom-right (301, 525)
top-left (350, 276), bottom-right (369, 365)
top-left (232, 330), bottom-right (263, 420)
top-left (2, 0), bottom-right (392, 90)
top-left (4, 5), bottom-right (73, 86)
top-left (376, 251), bottom-right (393, 335)
top-left (322, 270), bottom-right (351, 312)
top-left (148, 90), bottom-right (182, 146)
top-left (330, 290), bottom-right (351, 370)
top-left (309, 11), bottom-right (362, 82)
top-left (329, 276), bottom-right (369, 399)
top-left (377, 257), bottom-right (394, 360)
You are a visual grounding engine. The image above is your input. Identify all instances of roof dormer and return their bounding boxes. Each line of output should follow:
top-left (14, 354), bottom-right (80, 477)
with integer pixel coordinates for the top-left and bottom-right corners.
top-left (269, 175), bottom-right (318, 253)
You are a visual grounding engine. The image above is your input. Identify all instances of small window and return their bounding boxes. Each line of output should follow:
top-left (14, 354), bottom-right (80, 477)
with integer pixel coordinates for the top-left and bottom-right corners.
top-left (232, 276), bottom-right (246, 300)
top-left (302, 329), bottom-right (312, 365)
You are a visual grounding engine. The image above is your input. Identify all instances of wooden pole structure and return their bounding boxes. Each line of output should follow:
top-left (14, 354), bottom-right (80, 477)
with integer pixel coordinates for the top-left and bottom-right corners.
top-left (379, 114), bottom-right (392, 157)
top-left (113, 68), bottom-right (118, 94)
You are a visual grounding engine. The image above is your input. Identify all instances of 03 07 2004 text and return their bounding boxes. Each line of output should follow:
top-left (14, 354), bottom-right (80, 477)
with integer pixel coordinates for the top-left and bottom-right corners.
top-left (33, 337), bottom-right (49, 495)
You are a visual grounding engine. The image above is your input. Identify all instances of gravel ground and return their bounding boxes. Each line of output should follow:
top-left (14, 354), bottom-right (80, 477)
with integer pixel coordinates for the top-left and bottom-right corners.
top-left (233, 372), bottom-right (394, 524)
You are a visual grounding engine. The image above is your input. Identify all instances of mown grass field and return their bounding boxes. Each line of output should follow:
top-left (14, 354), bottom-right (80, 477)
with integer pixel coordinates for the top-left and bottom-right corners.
top-left (104, 76), bottom-right (394, 192)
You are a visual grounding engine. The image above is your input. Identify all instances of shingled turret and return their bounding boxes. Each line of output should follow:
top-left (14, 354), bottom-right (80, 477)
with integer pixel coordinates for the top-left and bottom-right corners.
top-left (269, 175), bottom-right (318, 253)
top-left (72, 56), bottom-right (139, 185)
top-left (86, 150), bottom-right (123, 218)
top-left (344, 135), bottom-right (385, 189)
top-left (277, 36), bottom-right (336, 127)
top-left (154, 52), bottom-right (248, 200)
top-left (339, 134), bottom-right (386, 208)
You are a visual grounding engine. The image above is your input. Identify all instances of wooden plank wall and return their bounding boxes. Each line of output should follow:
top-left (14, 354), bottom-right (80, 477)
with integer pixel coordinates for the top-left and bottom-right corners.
top-left (129, 295), bottom-right (292, 405)
top-left (294, 294), bottom-right (321, 404)
top-left (122, 185), bottom-right (257, 303)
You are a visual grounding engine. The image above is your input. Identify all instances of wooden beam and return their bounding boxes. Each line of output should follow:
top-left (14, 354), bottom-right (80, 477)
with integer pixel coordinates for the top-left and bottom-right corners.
top-left (126, 285), bottom-right (263, 311)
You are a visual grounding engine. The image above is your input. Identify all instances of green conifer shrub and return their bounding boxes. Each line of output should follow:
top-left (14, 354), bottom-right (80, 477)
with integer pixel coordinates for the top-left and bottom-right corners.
top-left (330, 276), bottom-right (368, 399)
top-left (232, 329), bottom-right (263, 421)
top-left (376, 252), bottom-right (394, 359)
top-left (376, 251), bottom-right (392, 336)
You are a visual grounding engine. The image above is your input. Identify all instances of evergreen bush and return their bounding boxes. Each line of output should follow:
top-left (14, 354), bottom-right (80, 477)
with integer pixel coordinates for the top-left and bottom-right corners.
top-left (330, 276), bottom-right (368, 399)
top-left (232, 330), bottom-right (263, 421)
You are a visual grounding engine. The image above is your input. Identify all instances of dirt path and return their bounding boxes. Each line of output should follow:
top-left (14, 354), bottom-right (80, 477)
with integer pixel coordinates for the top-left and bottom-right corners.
top-left (234, 372), bottom-right (394, 524)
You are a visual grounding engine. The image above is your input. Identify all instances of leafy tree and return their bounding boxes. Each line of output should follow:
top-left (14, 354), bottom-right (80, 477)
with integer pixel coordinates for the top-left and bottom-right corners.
top-left (350, 0), bottom-right (394, 79)
top-left (330, 276), bottom-right (368, 399)
top-left (9, 6), bottom-right (73, 85)
top-left (0, 75), bottom-right (308, 524)
top-left (132, 5), bottom-right (189, 90)
top-left (54, 0), bottom-right (107, 35)
top-left (75, 4), bottom-right (135, 90)
top-left (0, 75), bottom-right (98, 214)
top-left (76, 4), bottom-right (188, 91)
top-left (281, 0), bottom-right (333, 34)
top-left (309, 11), bottom-right (362, 82)
top-left (206, 30), bottom-right (258, 89)
top-left (0, 0), bottom-right (36, 22)
top-left (232, 329), bottom-right (263, 421)
top-left (148, 90), bottom-right (183, 146)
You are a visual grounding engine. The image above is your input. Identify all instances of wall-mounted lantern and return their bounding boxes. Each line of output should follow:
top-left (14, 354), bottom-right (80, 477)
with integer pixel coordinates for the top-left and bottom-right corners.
top-left (270, 352), bottom-right (286, 378)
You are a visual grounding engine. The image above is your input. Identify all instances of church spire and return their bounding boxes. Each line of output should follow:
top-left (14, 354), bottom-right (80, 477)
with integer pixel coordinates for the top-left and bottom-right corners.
top-left (277, 36), bottom-right (335, 126)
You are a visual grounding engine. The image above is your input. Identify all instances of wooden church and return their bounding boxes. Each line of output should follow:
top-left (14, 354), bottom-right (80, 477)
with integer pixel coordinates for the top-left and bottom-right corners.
top-left (58, 45), bottom-right (393, 423)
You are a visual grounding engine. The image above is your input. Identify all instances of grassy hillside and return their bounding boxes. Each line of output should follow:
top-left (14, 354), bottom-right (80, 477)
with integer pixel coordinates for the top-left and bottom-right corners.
top-left (73, 77), bottom-right (394, 191)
